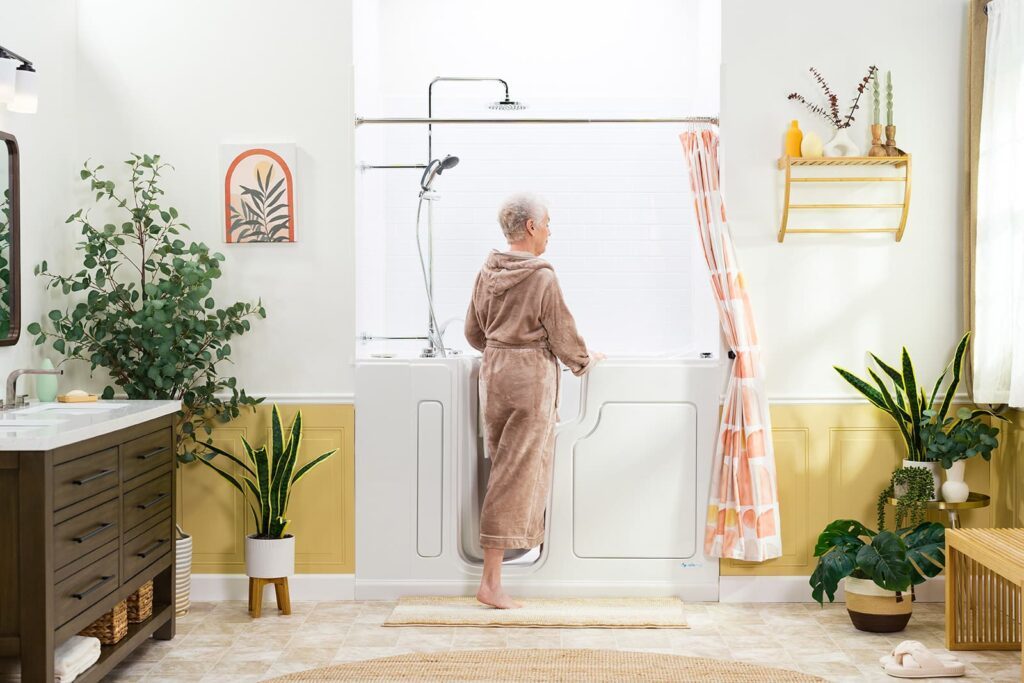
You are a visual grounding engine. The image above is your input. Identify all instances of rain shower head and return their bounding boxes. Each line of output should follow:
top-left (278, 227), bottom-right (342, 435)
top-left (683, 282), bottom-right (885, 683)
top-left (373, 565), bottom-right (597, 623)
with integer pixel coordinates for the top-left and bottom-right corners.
top-left (420, 154), bottom-right (460, 192)
top-left (489, 97), bottom-right (527, 111)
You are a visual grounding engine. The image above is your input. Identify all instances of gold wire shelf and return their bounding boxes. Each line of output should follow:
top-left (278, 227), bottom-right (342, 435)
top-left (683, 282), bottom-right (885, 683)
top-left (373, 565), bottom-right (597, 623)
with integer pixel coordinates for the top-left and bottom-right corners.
top-left (777, 154), bottom-right (912, 243)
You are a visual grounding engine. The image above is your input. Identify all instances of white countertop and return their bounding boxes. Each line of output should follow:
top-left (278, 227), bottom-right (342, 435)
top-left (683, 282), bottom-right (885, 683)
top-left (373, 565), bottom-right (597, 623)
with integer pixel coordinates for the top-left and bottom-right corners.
top-left (0, 399), bottom-right (181, 451)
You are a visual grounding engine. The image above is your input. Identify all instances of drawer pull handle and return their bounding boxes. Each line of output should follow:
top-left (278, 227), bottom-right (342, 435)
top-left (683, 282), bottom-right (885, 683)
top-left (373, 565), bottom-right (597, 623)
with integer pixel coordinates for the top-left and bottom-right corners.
top-left (73, 522), bottom-right (114, 543)
top-left (137, 492), bottom-right (169, 510)
top-left (136, 538), bottom-right (167, 559)
top-left (71, 468), bottom-right (115, 486)
top-left (136, 446), bottom-right (168, 461)
top-left (72, 575), bottom-right (114, 600)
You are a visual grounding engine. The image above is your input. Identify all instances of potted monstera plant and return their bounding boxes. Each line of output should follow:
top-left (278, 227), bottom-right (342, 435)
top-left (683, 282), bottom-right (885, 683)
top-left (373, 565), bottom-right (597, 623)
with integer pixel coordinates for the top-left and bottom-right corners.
top-left (810, 519), bottom-right (945, 632)
top-left (195, 404), bottom-right (338, 580)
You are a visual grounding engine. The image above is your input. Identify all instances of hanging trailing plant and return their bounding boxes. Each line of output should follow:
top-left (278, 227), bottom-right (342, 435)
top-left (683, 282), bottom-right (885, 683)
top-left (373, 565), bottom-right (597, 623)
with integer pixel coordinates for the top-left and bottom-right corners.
top-left (29, 154), bottom-right (267, 462)
top-left (876, 466), bottom-right (934, 531)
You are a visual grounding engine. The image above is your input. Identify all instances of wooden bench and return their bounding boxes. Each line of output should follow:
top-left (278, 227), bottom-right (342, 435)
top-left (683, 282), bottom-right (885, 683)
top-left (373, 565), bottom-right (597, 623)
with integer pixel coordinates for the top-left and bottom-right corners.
top-left (945, 528), bottom-right (1023, 665)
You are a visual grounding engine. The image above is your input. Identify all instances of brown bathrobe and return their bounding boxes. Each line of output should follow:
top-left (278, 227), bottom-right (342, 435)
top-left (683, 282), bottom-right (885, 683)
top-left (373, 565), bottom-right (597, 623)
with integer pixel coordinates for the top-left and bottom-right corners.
top-left (465, 249), bottom-right (593, 550)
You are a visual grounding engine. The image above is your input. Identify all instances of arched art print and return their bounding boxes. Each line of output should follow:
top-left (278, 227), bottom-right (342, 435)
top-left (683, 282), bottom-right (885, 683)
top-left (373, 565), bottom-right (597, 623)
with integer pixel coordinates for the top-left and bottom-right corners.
top-left (222, 144), bottom-right (296, 243)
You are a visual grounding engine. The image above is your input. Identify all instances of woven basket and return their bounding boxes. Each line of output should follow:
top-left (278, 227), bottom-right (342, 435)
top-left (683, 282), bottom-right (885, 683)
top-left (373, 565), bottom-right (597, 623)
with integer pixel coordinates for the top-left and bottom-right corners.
top-left (127, 580), bottom-right (154, 623)
top-left (79, 600), bottom-right (128, 645)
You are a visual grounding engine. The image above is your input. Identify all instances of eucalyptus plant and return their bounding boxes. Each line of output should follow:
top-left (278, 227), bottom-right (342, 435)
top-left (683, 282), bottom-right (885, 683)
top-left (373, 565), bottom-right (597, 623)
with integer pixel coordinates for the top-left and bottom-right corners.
top-left (29, 154), bottom-right (266, 461)
top-left (834, 332), bottom-right (1005, 463)
top-left (194, 405), bottom-right (338, 539)
top-left (810, 519), bottom-right (945, 605)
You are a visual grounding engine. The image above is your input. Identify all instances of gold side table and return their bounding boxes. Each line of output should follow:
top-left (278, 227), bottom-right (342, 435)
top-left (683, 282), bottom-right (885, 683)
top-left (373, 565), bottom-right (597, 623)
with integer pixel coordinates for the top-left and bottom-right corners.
top-left (887, 492), bottom-right (990, 529)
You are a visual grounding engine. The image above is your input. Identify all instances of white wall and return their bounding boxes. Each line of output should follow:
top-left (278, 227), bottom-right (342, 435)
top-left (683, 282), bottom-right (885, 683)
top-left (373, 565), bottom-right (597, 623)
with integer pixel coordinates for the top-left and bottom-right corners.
top-left (355, 0), bottom-right (721, 358)
top-left (722, 0), bottom-right (968, 399)
top-left (70, 0), bottom-right (355, 399)
top-left (0, 1), bottom-right (78, 385)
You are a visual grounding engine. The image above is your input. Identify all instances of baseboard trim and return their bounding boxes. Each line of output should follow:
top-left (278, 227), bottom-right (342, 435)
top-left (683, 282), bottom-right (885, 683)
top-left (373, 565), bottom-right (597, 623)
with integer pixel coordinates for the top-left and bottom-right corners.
top-left (720, 575), bottom-right (946, 603)
top-left (354, 579), bottom-right (720, 602)
top-left (190, 574), bottom-right (355, 602)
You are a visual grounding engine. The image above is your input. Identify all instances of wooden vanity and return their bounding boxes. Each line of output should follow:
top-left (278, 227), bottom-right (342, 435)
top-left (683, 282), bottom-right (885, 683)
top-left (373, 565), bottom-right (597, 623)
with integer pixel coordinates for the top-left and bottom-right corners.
top-left (0, 402), bottom-right (179, 682)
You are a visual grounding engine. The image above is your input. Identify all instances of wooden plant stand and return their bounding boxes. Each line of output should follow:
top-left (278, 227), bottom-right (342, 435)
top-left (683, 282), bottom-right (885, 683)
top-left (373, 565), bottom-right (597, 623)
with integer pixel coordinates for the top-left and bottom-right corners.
top-left (248, 577), bottom-right (291, 618)
top-left (945, 528), bottom-right (1022, 666)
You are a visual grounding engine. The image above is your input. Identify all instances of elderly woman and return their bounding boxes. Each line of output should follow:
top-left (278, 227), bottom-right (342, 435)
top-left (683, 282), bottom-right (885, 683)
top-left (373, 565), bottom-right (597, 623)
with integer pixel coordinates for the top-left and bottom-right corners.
top-left (465, 194), bottom-right (603, 609)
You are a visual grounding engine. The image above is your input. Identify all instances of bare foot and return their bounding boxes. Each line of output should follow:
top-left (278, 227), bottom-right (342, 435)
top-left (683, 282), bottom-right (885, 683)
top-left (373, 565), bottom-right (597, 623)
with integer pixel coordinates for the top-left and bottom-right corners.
top-left (476, 584), bottom-right (523, 609)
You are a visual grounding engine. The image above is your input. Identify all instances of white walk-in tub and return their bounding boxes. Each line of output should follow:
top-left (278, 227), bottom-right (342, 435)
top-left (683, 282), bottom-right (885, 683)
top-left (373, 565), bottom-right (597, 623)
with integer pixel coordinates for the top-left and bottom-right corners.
top-left (354, 353), bottom-right (721, 601)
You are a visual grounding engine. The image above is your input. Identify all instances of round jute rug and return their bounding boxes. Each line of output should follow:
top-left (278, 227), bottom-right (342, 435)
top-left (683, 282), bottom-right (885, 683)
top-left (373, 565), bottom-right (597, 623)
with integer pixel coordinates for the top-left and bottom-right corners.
top-left (266, 648), bottom-right (825, 682)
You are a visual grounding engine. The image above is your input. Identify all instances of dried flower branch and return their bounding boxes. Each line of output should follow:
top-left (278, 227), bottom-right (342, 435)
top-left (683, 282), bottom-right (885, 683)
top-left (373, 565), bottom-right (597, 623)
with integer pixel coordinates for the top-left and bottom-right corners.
top-left (788, 65), bottom-right (878, 130)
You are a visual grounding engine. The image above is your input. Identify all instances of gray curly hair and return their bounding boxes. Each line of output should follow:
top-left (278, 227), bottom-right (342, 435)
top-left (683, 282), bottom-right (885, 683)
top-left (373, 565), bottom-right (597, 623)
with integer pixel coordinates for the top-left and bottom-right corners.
top-left (497, 194), bottom-right (546, 243)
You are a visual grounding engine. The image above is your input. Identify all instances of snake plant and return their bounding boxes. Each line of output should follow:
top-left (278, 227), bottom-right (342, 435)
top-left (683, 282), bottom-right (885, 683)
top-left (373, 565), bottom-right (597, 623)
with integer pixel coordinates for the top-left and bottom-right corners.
top-left (833, 331), bottom-right (1004, 462)
top-left (195, 404), bottom-right (338, 539)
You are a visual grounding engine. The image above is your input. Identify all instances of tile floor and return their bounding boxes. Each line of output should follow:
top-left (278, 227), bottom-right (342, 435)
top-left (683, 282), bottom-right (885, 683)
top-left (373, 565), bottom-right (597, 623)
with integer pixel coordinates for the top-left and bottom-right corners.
top-left (106, 600), bottom-right (1021, 682)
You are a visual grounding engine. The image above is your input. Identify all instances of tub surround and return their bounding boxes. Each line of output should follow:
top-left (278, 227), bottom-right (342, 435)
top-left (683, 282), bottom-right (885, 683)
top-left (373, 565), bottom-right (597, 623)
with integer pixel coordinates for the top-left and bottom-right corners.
top-left (0, 400), bottom-right (179, 682)
top-left (0, 400), bottom-right (180, 451)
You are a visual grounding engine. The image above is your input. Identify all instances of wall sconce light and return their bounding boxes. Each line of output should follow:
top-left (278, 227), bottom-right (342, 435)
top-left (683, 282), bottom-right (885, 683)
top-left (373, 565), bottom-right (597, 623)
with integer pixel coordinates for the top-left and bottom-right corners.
top-left (0, 44), bottom-right (37, 114)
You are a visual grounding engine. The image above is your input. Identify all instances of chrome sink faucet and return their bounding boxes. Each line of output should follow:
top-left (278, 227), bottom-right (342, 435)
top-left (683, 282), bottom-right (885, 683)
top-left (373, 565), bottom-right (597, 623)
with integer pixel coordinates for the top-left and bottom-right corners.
top-left (3, 368), bottom-right (63, 410)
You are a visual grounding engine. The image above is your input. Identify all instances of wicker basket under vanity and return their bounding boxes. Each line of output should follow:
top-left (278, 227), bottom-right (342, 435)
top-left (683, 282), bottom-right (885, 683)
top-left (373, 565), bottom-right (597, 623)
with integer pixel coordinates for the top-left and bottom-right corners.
top-left (79, 600), bottom-right (128, 645)
top-left (127, 580), bottom-right (154, 623)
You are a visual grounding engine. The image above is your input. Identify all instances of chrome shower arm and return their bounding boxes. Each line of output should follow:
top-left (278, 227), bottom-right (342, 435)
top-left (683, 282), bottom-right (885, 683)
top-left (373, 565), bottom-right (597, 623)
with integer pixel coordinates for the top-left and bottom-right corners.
top-left (428, 77), bottom-right (510, 161)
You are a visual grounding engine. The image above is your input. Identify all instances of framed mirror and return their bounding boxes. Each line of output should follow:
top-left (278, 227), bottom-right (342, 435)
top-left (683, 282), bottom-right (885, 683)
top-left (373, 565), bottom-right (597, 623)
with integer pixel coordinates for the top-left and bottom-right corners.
top-left (0, 132), bottom-right (19, 345)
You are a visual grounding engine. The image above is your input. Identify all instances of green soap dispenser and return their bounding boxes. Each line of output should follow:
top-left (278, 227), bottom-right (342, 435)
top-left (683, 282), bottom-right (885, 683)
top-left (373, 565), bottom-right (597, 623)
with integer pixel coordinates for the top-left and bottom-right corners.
top-left (36, 358), bottom-right (59, 402)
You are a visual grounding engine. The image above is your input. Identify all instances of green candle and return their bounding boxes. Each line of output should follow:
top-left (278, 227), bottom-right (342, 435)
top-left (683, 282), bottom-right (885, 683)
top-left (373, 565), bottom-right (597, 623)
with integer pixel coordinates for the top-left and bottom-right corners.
top-left (872, 71), bottom-right (880, 126)
top-left (886, 70), bottom-right (893, 127)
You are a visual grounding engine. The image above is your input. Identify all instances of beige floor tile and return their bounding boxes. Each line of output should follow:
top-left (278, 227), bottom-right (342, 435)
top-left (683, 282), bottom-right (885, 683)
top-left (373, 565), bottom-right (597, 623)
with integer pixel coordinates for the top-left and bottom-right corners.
top-left (451, 627), bottom-right (509, 648)
top-left (203, 659), bottom-right (273, 676)
top-left (330, 645), bottom-right (419, 663)
top-left (344, 624), bottom-right (402, 647)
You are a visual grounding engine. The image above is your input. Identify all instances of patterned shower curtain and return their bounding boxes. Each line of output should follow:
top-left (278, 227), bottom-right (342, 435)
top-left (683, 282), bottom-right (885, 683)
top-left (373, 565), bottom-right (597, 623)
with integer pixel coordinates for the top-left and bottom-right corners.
top-left (680, 128), bottom-right (782, 562)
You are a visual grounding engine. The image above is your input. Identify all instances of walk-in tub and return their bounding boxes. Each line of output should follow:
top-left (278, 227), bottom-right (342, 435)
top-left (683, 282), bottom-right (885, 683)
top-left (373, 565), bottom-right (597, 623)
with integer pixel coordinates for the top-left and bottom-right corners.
top-left (354, 353), bottom-right (721, 601)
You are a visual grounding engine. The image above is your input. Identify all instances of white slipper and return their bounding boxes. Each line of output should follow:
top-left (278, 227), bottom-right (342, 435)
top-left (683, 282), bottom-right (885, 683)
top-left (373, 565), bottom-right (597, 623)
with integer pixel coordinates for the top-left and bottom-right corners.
top-left (881, 640), bottom-right (965, 678)
top-left (879, 641), bottom-right (960, 668)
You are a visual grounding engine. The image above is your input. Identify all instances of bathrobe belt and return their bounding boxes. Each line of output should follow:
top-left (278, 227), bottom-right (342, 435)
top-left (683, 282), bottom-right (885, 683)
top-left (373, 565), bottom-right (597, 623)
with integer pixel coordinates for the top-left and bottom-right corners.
top-left (485, 340), bottom-right (551, 350)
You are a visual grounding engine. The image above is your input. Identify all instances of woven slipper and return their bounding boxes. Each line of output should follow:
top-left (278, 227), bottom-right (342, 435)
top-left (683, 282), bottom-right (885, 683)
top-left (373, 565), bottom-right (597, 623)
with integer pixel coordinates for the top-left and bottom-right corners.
top-left (882, 641), bottom-right (965, 678)
top-left (878, 641), bottom-right (960, 668)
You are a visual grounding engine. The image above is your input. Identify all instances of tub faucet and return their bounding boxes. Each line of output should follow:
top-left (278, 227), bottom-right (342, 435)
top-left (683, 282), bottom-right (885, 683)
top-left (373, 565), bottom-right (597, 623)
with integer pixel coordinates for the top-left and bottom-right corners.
top-left (3, 368), bottom-right (63, 410)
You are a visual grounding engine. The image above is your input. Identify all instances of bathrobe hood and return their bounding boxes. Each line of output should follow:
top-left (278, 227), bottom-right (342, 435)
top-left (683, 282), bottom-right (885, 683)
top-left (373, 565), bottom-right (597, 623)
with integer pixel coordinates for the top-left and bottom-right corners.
top-left (481, 250), bottom-right (553, 295)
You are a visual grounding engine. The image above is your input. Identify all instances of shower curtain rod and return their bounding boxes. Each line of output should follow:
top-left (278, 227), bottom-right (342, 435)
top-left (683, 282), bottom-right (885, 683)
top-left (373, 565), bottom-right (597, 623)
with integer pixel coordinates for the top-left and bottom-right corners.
top-left (355, 115), bottom-right (719, 126)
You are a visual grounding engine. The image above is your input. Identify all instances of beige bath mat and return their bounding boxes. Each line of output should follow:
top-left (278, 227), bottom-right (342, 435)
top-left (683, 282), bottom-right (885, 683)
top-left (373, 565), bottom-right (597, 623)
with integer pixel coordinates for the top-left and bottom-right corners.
top-left (382, 596), bottom-right (688, 628)
top-left (267, 648), bottom-right (823, 682)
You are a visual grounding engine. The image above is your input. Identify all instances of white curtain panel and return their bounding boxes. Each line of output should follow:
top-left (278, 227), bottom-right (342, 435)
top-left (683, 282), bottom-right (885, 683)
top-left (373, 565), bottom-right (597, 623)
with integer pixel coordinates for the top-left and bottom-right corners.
top-left (975, 0), bottom-right (1024, 406)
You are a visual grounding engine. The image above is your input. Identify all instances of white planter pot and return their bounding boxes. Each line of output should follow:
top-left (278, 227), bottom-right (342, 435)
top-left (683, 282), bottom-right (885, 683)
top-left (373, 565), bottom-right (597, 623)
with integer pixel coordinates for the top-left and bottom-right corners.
top-left (941, 460), bottom-right (970, 503)
top-left (245, 534), bottom-right (296, 578)
top-left (175, 525), bottom-right (192, 617)
top-left (823, 127), bottom-right (861, 157)
top-left (901, 459), bottom-right (941, 501)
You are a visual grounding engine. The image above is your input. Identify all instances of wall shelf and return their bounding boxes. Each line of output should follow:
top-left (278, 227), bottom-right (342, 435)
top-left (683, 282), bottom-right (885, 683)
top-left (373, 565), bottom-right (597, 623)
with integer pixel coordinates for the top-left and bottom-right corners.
top-left (777, 154), bottom-right (912, 243)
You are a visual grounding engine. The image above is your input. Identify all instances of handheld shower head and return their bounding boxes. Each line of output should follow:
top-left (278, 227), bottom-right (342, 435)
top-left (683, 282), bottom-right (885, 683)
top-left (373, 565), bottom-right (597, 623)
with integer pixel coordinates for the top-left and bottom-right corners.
top-left (420, 154), bottom-right (460, 192)
top-left (489, 98), bottom-right (527, 111)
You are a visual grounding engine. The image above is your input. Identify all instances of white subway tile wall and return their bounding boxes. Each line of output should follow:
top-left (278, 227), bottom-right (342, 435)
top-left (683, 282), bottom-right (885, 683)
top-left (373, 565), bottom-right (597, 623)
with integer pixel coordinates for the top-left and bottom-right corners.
top-left (357, 108), bottom-right (719, 358)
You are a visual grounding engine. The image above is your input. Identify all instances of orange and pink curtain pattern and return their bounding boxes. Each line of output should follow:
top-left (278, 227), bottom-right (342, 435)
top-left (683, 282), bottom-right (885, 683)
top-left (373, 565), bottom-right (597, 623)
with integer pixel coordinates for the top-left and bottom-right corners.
top-left (680, 129), bottom-right (782, 562)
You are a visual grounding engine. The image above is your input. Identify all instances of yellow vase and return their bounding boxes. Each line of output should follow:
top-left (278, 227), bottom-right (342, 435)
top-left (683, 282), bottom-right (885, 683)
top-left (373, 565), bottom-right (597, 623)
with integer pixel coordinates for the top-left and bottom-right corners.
top-left (784, 120), bottom-right (803, 158)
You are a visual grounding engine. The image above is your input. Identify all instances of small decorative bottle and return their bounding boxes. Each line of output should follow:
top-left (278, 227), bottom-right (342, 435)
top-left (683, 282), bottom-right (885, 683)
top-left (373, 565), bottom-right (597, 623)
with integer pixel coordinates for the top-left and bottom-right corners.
top-left (784, 120), bottom-right (803, 158)
top-left (36, 358), bottom-right (59, 402)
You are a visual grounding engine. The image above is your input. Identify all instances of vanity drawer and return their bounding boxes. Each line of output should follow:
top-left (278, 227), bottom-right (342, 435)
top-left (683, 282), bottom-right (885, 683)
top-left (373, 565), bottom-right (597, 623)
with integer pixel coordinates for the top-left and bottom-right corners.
top-left (54, 498), bottom-right (119, 570)
top-left (122, 428), bottom-right (173, 483)
top-left (123, 472), bottom-right (172, 531)
top-left (53, 447), bottom-right (119, 511)
top-left (54, 550), bottom-right (119, 627)
top-left (123, 515), bottom-right (172, 581)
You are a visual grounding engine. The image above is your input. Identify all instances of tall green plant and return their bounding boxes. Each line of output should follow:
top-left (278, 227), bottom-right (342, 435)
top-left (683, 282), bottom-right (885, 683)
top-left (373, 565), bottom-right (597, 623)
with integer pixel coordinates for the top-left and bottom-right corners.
top-left (29, 155), bottom-right (266, 461)
top-left (194, 405), bottom-right (338, 539)
top-left (834, 332), bottom-right (1004, 462)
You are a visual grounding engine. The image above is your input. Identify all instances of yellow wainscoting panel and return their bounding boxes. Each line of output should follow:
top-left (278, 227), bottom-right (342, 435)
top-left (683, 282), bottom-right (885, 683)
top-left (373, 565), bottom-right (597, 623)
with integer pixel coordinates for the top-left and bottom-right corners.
top-left (990, 408), bottom-right (1023, 528)
top-left (723, 403), bottom-right (994, 577)
top-left (176, 404), bottom-right (355, 574)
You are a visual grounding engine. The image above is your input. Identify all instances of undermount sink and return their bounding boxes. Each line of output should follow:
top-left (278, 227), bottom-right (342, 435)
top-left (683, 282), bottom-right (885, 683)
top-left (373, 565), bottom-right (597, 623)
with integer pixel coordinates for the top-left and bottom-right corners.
top-left (13, 402), bottom-right (130, 415)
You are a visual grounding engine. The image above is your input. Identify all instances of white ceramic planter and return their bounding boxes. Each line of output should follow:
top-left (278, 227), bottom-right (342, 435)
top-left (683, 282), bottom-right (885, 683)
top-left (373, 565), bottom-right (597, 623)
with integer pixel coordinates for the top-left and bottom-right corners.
top-left (823, 127), bottom-right (861, 157)
top-left (941, 460), bottom-right (970, 503)
top-left (175, 525), bottom-right (192, 617)
top-left (901, 459), bottom-right (942, 501)
top-left (245, 534), bottom-right (296, 578)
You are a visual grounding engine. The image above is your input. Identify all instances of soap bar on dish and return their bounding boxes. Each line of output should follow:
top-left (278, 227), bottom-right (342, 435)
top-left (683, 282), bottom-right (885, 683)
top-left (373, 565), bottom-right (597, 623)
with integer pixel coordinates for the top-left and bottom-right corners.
top-left (57, 391), bottom-right (98, 403)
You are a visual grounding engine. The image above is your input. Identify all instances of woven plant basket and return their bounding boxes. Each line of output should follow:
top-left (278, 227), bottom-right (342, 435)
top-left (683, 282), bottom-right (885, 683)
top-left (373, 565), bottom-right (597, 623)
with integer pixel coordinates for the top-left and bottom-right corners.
top-left (127, 580), bottom-right (154, 623)
top-left (79, 600), bottom-right (128, 645)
